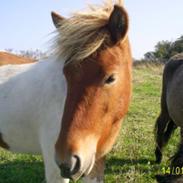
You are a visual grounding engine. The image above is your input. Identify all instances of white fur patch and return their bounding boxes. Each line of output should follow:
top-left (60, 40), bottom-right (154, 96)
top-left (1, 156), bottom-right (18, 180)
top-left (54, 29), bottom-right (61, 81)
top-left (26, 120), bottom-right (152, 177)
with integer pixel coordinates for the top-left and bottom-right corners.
top-left (0, 56), bottom-right (67, 183)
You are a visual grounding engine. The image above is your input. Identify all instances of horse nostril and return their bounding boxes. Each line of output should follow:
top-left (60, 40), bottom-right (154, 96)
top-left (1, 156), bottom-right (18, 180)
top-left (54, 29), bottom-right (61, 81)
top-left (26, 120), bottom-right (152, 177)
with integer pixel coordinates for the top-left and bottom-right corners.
top-left (70, 155), bottom-right (81, 175)
top-left (59, 155), bottom-right (81, 178)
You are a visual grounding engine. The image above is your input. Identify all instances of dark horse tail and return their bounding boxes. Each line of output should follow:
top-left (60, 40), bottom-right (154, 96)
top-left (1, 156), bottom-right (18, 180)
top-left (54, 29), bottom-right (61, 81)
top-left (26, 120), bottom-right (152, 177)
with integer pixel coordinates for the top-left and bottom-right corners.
top-left (154, 59), bottom-right (183, 163)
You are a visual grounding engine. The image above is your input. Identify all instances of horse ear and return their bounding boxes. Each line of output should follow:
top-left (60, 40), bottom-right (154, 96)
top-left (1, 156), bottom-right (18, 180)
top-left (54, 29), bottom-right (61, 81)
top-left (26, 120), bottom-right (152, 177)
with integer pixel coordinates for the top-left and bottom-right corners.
top-left (108, 5), bottom-right (129, 44)
top-left (51, 11), bottom-right (65, 28)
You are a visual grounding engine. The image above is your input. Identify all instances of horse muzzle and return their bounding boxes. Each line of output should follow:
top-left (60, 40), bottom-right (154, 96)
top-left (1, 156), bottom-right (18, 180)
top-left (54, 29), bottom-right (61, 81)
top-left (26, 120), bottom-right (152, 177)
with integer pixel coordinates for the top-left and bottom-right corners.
top-left (55, 153), bottom-right (95, 181)
top-left (59, 155), bottom-right (81, 179)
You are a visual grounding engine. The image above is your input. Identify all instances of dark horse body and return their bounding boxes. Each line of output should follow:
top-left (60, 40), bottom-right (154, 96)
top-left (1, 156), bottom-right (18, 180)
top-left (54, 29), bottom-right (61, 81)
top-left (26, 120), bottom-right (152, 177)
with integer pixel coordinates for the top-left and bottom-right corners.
top-left (155, 53), bottom-right (183, 182)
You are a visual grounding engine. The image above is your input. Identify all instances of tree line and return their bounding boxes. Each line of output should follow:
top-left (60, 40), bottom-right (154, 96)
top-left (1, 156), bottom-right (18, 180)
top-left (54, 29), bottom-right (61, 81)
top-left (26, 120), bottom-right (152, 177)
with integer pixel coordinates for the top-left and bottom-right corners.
top-left (143, 35), bottom-right (183, 62)
top-left (5, 49), bottom-right (47, 61)
top-left (5, 35), bottom-right (183, 63)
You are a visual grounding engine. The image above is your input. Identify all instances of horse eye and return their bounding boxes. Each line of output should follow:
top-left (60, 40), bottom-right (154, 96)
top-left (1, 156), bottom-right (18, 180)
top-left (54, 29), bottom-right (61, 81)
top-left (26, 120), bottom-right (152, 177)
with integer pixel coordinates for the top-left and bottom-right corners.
top-left (105, 74), bottom-right (116, 84)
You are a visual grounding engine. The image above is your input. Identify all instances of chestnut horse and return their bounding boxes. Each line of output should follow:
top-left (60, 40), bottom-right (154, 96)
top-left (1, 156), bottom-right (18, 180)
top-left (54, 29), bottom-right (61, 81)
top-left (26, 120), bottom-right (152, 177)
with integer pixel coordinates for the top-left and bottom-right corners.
top-left (0, 1), bottom-right (132, 182)
top-left (0, 51), bottom-right (34, 66)
top-left (155, 54), bottom-right (183, 177)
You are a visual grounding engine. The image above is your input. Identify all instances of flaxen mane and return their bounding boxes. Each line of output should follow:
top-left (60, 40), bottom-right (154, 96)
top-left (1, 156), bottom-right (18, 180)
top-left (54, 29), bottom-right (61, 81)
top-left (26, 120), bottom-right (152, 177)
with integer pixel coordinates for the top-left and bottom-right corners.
top-left (53, 0), bottom-right (126, 65)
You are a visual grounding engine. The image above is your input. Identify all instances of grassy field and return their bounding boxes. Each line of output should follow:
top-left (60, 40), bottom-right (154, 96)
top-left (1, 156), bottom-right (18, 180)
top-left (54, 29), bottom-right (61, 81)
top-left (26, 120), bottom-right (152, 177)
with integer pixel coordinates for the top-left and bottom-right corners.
top-left (0, 64), bottom-right (180, 183)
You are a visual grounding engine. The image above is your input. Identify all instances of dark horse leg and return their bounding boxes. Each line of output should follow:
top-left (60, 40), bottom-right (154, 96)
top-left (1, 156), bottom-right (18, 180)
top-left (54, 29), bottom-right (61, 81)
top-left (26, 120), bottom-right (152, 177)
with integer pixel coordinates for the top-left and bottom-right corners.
top-left (171, 128), bottom-right (183, 169)
top-left (156, 128), bottom-right (183, 183)
top-left (155, 114), bottom-right (177, 164)
top-left (156, 134), bottom-right (183, 183)
top-left (154, 62), bottom-right (177, 164)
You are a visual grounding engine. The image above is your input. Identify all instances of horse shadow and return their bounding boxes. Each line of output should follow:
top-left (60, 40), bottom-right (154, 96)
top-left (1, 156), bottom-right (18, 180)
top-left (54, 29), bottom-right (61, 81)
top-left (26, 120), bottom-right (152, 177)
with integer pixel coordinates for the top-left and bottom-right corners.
top-left (2, 156), bottom-right (182, 183)
top-left (105, 157), bottom-right (183, 182)
top-left (0, 159), bottom-right (44, 183)
top-left (105, 157), bottom-right (157, 174)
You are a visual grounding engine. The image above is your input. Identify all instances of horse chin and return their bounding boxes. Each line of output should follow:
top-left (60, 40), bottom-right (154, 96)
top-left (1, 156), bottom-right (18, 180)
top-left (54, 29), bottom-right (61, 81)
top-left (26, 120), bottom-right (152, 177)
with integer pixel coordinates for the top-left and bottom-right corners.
top-left (71, 172), bottom-right (83, 181)
top-left (84, 154), bottom-right (95, 176)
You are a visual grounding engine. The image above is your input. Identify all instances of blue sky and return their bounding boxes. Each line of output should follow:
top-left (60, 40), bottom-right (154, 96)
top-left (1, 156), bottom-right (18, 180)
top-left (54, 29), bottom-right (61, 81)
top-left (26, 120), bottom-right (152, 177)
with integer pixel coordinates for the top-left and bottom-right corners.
top-left (0, 0), bottom-right (183, 59)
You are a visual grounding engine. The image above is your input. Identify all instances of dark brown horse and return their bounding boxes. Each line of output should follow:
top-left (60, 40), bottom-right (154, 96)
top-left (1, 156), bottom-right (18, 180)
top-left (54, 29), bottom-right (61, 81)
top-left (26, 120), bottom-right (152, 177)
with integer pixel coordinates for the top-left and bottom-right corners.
top-left (155, 53), bottom-right (183, 182)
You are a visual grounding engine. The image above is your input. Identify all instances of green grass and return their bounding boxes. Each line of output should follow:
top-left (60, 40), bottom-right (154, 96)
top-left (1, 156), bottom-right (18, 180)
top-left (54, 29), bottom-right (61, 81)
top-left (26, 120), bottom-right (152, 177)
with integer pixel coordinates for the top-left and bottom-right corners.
top-left (0, 65), bottom-right (180, 183)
